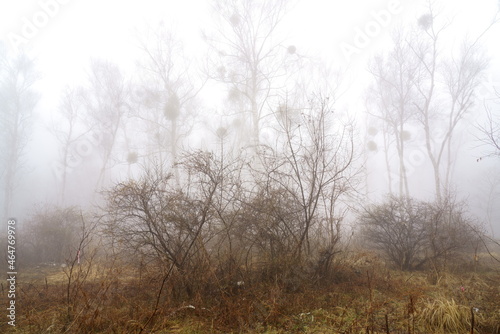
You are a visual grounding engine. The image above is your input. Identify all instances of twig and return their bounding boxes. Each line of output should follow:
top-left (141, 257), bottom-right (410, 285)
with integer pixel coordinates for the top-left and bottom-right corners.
top-left (138, 262), bottom-right (176, 334)
top-left (470, 307), bottom-right (475, 334)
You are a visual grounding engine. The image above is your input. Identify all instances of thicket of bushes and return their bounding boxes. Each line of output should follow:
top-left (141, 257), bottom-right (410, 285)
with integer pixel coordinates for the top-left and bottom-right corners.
top-left (5, 98), bottom-right (497, 333)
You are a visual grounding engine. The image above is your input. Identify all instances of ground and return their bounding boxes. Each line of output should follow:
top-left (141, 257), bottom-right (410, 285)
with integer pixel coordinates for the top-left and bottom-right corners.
top-left (1, 252), bottom-right (499, 333)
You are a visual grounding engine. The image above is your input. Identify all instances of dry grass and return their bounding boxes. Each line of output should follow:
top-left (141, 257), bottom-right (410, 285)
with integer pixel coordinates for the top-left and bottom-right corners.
top-left (419, 298), bottom-right (476, 333)
top-left (1, 255), bottom-right (499, 334)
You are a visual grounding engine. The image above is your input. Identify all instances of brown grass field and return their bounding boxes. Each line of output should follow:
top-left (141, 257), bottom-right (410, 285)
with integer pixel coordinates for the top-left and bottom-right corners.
top-left (1, 251), bottom-right (499, 334)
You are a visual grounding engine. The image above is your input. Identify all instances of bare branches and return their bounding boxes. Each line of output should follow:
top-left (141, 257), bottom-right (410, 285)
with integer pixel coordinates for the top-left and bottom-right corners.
top-left (367, 5), bottom-right (491, 202)
top-left (206, 0), bottom-right (296, 146)
top-left (367, 29), bottom-right (419, 198)
top-left (253, 95), bottom-right (357, 259)
top-left (0, 52), bottom-right (39, 218)
top-left (133, 24), bottom-right (204, 184)
top-left (101, 152), bottom-right (222, 271)
top-left (360, 195), bottom-right (479, 270)
top-left (476, 97), bottom-right (500, 159)
top-left (80, 59), bottom-right (131, 189)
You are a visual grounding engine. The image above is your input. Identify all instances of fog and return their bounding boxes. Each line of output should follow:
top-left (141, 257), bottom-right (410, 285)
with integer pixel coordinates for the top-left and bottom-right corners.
top-left (2, 2), bottom-right (500, 332)
top-left (1, 0), bottom-right (499, 237)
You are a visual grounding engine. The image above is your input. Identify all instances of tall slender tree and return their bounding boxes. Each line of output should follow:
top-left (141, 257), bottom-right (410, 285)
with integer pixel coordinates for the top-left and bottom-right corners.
top-left (367, 4), bottom-right (491, 201)
top-left (81, 59), bottom-right (130, 190)
top-left (367, 30), bottom-right (419, 198)
top-left (50, 86), bottom-right (84, 204)
top-left (477, 94), bottom-right (500, 159)
top-left (411, 8), bottom-right (488, 201)
top-left (0, 51), bottom-right (38, 218)
top-left (135, 25), bottom-right (203, 186)
top-left (205, 0), bottom-right (297, 147)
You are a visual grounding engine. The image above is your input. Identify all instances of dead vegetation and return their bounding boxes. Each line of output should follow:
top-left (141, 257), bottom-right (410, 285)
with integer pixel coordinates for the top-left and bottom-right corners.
top-left (1, 248), bottom-right (499, 334)
top-left (3, 95), bottom-right (497, 333)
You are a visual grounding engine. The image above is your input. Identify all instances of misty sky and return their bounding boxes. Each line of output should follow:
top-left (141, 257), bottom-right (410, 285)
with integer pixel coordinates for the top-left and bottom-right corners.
top-left (0, 0), bottom-right (499, 235)
top-left (2, 1), bottom-right (499, 91)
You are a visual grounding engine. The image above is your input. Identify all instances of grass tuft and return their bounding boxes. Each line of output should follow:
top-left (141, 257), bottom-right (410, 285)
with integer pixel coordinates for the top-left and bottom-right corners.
top-left (420, 297), bottom-right (478, 333)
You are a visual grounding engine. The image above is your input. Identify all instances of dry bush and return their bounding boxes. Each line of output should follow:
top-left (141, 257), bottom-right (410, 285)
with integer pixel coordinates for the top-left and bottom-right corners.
top-left (359, 195), bottom-right (481, 271)
top-left (21, 205), bottom-right (88, 266)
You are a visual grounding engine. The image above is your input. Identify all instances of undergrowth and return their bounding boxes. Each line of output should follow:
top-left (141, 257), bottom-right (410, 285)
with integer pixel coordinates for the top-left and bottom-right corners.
top-left (1, 254), bottom-right (499, 334)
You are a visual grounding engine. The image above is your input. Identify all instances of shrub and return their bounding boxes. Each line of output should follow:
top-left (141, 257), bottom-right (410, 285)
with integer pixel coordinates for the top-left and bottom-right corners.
top-left (359, 195), bottom-right (479, 270)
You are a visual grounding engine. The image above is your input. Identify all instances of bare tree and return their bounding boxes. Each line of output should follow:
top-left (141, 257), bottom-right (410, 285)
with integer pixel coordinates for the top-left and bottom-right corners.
top-left (367, 6), bottom-right (491, 202)
top-left (252, 94), bottom-right (357, 265)
top-left (50, 86), bottom-right (89, 204)
top-left (477, 98), bottom-right (500, 159)
top-left (0, 51), bottom-right (38, 218)
top-left (81, 59), bottom-right (130, 189)
top-left (475, 92), bottom-right (500, 237)
top-left (205, 0), bottom-right (297, 147)
top-left (367, 29), bottom-right (419, 198)
top-left (134, 25), bottom-right (203, 185)
top-left (410, 7), bottom-right (489, 202)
